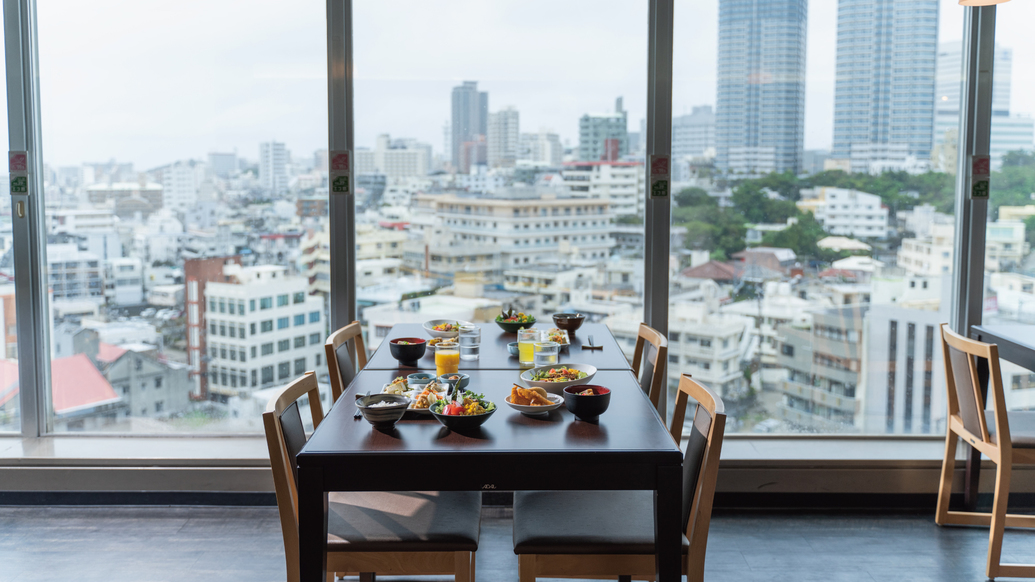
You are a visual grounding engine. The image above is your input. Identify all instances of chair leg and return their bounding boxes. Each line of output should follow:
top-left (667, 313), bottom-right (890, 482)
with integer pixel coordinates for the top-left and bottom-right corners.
top-left (470, 551), bottom-right (476, 582)
top-left (359, 573), bottom-right (376, 582)
top-left (986, 461), bottom-right (1011, 579)
top-left (619, 576), bottom-right (632, 582)
top-left (935, 432), bottom-right (957, 525)
top-left (518, 554), bottom-right (536, 582)
top-left (455, 551), bottom-right (471, 582)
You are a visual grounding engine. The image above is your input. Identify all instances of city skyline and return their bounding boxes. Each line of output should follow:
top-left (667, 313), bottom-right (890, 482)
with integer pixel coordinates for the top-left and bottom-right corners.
top-left (30, 0), bottom-right (982, 170)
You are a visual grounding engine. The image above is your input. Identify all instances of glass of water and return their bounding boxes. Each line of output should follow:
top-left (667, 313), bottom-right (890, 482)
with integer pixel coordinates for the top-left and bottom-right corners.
top-left (533, 341), bottom-right (559, 367)
top-left (459, 325), bottom-right (481, 360)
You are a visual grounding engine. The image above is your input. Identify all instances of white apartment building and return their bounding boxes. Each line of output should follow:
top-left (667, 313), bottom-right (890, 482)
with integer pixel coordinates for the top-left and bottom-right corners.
top-left (672, 106), bottom-right (715, 160)
top-left (204, 265), bottom-right (326, 398)
top-left (849, 143), bottom-right (930, 175)
top-left (48, 243), bottom-right (103, 302)
top-left (726, 146), bottom-right (775, 178)
top-left (899, 221), bottom-right (1028, 276)
top-left (412, 188), bottom-right (613, 266)
top-left (456, 166), bottom-right (507, 193)
top-left (990, 272), bottom-right (1035, 323)
top-left (49, 208), bottom-right (118, 234)
top-left (259, 141), bottom-right (289, 194)
top-left (518, 131), bottom-right (563, 166)
top-left (487, 107), bottom-right (520, 168)
top-left (798, 187), bottom-right (889, 239)
top-left (382, 177), bottom-right (432, 206)
top-left (354, 134), bottom-right (431, 178)
top-left (502, 264), bottom-right (597, 314)
top-left (104, 257), bottom-right (143, 306)
top-left (561, 161), bottom-right (645, 217)
top-left (160, 160), bottom-right (202, 212)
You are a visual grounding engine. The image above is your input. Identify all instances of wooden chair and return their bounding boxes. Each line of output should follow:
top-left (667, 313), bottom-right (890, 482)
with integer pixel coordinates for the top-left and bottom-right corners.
top-left (263, 372), bottom-right (480, 582)
top-left (512, 374), bottom-right (725, 582)
top-left (631, 322), bottom-right (669, 410)
top-left (935, 324), bottom-right (1035, 579)
top-left (325, 320), bottom-right (368, 402)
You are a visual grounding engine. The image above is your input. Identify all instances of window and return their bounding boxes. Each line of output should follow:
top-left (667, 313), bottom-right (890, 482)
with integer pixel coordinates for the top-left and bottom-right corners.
top-left (260, 297), bottom-right (272, 310)
top-left (277, 317), bottom-right (290, 330)
top-left (261, 343), bottom-right (274, 356)
top-left (250, 346), bottom-right (257, 358)
top-left (260, 320), bottom-right (273, 333)
top-left (309, 311), bottom-right (320, 323)
top-left (277, 294), bottom-right (289, 307)
top-left (310, 333), bottom-right (321, 345)
top-left (250, 299), bottom-right (256, 312)
top-left (250, 323), bottom-right (257, 335)
top-left (294, 336), bottom-right (306, 348)
top-left (261, 366), bottom-right (274, 384)
top-left (278, 339), bottom-right (290, 352)
top-left (293, 292), bottom-right (305, 304)
top-left (278, 362), bottom-right (290, 380)
top-left (294, 314), bottom-right (305, 326)
top-left (294, 358), bottom-right (306, 375)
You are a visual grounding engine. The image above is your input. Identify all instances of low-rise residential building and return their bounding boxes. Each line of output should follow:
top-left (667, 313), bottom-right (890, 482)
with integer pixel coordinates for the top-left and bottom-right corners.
top-left (97, 342), bottom-right (192, 419)
top-left (797, 187), bottom-right (889, 239)
top-left (104, 257), bottom-right (143, 305)
top-left (898, 221), bottom-right (1028, 275)
top-left (561, 161), bottom-right (644, 217)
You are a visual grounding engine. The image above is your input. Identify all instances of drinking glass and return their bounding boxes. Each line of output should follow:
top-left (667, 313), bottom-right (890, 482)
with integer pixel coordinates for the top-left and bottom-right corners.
top-left (459, 325), bottom-right (481, 360)
top-left (517, 328), bottom-right (540, 366)
top-left (435, 347), bottom-right (460, 376)
top-left (533, 341), bottom-right (559, 367)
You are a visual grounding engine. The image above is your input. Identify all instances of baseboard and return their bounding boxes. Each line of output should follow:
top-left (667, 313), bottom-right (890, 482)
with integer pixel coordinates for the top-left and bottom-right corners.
top-left (0, 491), bottom-right (276, 506)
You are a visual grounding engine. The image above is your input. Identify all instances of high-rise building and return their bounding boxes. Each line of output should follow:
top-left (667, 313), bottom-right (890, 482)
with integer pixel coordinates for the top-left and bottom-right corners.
top-left (715, 0), bottom-right (806, 176)
top-left (487, 107), bottom-right (520, 168)
top-left (518, 130), bottom-right (564, 166)
top-left (160, 160), bottom-right (201, 213)
top-left (354, 134), bottom-right (431, 178)
top-left (578, 97), bottom-right (628, 161)
top-left (451, 81), bottom-right (488, 168)
top-left (207, 152), bottom-right (237, 178)
top-left (258, 141), bottom-right (289, 194)
top-left (831, 0), bottom-right (939, 162)
top-left (672, 105), bottom-right (716, 160)
top-left (933, 41), bottom-right (1034, 170)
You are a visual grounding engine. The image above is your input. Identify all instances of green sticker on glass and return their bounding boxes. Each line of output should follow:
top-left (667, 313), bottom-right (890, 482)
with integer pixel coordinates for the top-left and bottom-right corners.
top-left (10, 176), bottom-right (27, 194)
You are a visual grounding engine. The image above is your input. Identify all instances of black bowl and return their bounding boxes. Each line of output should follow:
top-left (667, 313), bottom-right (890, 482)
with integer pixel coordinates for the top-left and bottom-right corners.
top-left (389, 337), bottom-right (426, 363)
top-left (552, 313), bottom-right (586, 334)
top-left (430, 400), bottom-right (496, 431)
top-left (438, 373), bottom-right (470, 392)
top-left (562, 385), bottom-right (611, 422)
top-left (355, 394), bottom-right (410, 429)
top-left (495, 318), bottom-right (536, 333)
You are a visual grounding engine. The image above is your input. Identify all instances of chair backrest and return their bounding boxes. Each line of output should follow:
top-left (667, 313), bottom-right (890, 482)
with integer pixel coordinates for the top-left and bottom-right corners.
top-left (631, 323), bottom-right (668, 410)
top-left (667, 374), bottom-right (726, 576)
top-left (939, 324), bottom-right (1009, 452)
top-left (325, 320), bottom-right (368, 402)
top-left (262, 372), bottom-right (326, 582)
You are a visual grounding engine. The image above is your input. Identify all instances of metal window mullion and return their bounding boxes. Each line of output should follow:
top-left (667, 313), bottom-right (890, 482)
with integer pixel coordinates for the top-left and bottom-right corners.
top-left (5, 0), bottom-right (50, 437)
top-left (951, 6), bottom-right (995, 336)
top-left (327, 0), bottom-right (356, 336)
top-left (645, 0), bottom-right (673, 419)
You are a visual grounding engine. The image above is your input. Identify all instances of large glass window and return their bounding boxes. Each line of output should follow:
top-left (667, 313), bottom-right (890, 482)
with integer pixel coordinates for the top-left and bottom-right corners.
top-left (670, 0), bottom-right (963, 435)
top-left (37, 0), bottom-right (327, 433)
top-left (0, 22), bottom-right (15, 433)
top-left (351, 0), bottom-right (646, 353)
top-left (982, 2), bottom-right (1035, 406)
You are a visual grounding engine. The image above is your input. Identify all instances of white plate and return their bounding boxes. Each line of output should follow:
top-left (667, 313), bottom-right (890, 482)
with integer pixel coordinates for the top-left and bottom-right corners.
top-left (543, 328), bottom-right (570, 347)
top-left (505, 393), bottom-right (564, 416)
top-left (381, 382), bottom-right (446, 414)
top-left (519, 363), bottom-right (597, 394)
top-left (422, 319), bottom-right (472, 338)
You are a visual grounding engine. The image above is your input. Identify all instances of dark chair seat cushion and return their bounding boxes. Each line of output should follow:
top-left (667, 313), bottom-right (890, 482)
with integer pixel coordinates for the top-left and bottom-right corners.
top-left (512, 491), bottom-right (689, 555)
top-left (985, 410), bottom-right (1035, 449)
top-left (326, 490), bottom-right (481, 552)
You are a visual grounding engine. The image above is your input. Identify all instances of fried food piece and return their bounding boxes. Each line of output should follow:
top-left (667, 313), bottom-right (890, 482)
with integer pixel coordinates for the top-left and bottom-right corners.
top-left (511, 384), bottom-right (532, 405)
top-left (516, 386), bottom-right (551, 406)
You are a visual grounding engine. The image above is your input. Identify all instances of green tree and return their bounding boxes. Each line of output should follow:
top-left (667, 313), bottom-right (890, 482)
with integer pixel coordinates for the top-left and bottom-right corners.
top-left (615, 214), bottom-right (642, 225)
top-left (731, 183), bottom-right (797, 224)
top-left (674, 187), bottom-right (715, 208)
top-left (760, 212), bottom-right (845, 262)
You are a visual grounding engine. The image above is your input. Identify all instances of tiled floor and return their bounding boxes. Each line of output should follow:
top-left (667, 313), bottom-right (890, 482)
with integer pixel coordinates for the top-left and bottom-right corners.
top-left (1, 505), bottom-right (1034, 581)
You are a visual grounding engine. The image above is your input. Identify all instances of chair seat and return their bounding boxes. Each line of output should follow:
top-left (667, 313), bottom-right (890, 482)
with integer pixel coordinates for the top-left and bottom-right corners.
top-left (985, 411), bottom-right (1035, 449)
top-left (326, 490), bottom-right (481, 552)
top-left (512, 491), bottom-right (689, 555)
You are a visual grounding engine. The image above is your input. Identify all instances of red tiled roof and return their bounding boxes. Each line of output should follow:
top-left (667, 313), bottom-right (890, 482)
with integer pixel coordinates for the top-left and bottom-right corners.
top-left (50, 354), bottom-right (119, 414)
top-left (0, 355), bottom-right (118, 415)
top-left (680, 260), bottom-right (739, 281)
top-left (97, 342), bottom-right (127, 363)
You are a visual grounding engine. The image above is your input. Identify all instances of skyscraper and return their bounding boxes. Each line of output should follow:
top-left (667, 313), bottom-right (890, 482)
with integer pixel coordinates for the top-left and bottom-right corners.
top-left (258, 141), bottom-right (288, 194)
top-left (578, 97), bottom-right (628, 161)
top-left (831, 0), bottom-right (939, 162)
top-left (451, 81), bottom-right (488, 168)
top-left (715, 0), bottom-right (807, 176)
top-left (487, 106), bottom-right (520, 168)
top-left (933, 41), bottom-right (1033, 170)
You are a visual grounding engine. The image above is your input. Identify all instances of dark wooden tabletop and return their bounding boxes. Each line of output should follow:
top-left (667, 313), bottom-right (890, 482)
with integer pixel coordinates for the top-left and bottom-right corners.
top-left (972, 324), bottom-right (1035, 371)
top-left (364, 322), bottom-right (633, 371)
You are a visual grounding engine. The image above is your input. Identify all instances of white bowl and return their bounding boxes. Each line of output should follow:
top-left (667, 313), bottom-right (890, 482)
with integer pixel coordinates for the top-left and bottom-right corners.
top-left (505, 393), bottom-right (564, 416)
top-left (519, 363), bottom-right (597, 395)
top-left (423, 319), bottom-right (471, 338)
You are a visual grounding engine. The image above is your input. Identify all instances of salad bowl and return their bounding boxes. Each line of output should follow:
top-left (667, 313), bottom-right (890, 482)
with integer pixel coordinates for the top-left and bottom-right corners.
top-left (423, 319), bottom-right (470, 338)
top-left (519, 363), bottom-right (597, 394)
top-left (429, 398), bottom-right (496, 431)
top-left (495, 308), bottom-right (536, 333)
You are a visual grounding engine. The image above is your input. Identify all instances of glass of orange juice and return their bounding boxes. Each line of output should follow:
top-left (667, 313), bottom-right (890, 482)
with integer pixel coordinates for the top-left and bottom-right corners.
top-left (435, 347), bottom-right (460, 377)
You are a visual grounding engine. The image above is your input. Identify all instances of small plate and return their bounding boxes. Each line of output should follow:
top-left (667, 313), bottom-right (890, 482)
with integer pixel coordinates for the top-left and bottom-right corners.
top-left (505, 393), bottom-right (564, 416)
top-left (544, 328), bottom-right (570, 347)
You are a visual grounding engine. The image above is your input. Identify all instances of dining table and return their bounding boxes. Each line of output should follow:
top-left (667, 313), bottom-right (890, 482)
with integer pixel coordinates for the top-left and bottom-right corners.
top-left (295, 322), bottom-right (684, 582)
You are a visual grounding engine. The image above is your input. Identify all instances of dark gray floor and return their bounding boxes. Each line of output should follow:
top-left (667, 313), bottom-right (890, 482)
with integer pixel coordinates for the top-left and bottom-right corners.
top-left (1, 505), bottom-right (1034, 581)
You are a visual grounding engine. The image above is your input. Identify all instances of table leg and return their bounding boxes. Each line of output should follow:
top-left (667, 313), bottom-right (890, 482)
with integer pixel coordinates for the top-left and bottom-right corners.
top-left (298, 465), bottom-right (328, 582)
top-left (655, 464), bottom-right (682, 582)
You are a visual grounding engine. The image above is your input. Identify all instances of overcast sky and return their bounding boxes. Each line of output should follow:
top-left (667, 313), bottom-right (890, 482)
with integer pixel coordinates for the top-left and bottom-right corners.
top-left (22, 0), bottom-right (1030, 170)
